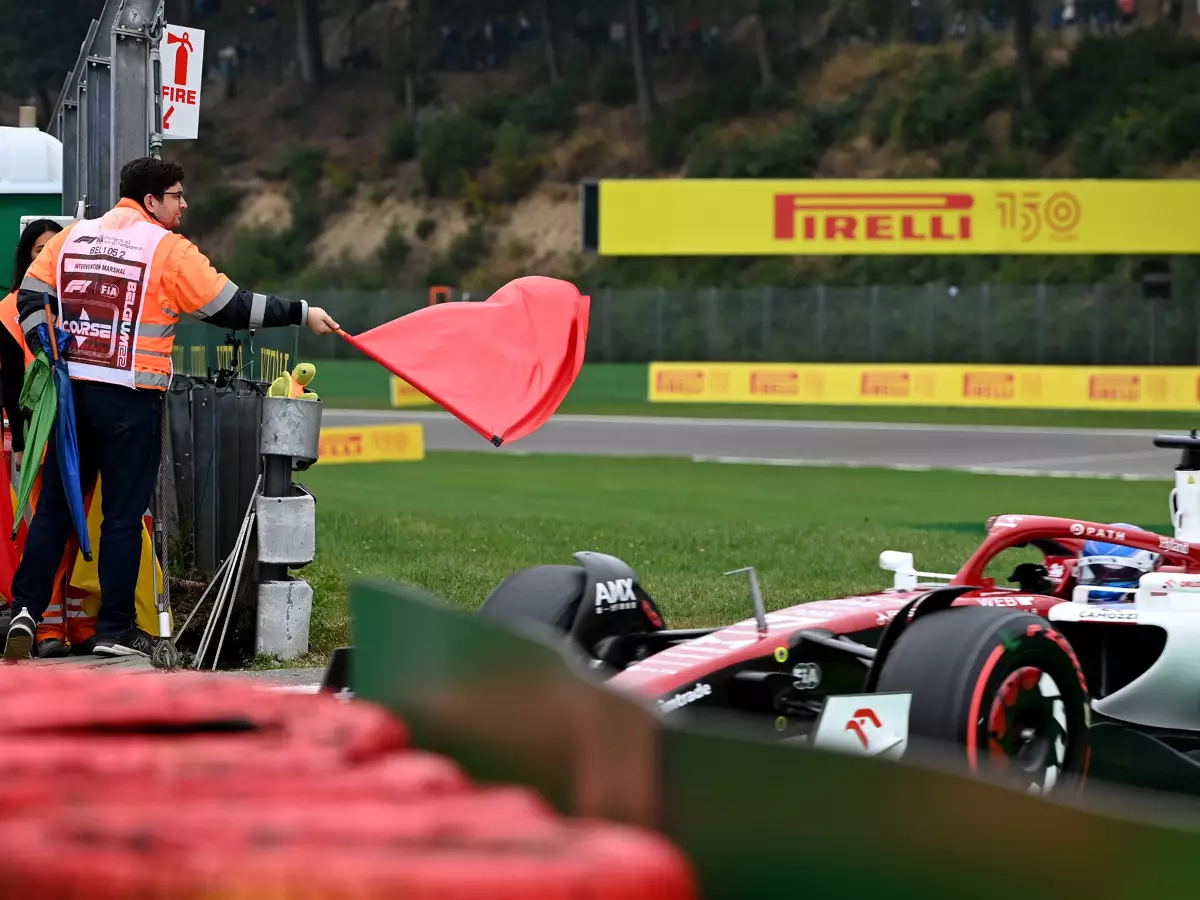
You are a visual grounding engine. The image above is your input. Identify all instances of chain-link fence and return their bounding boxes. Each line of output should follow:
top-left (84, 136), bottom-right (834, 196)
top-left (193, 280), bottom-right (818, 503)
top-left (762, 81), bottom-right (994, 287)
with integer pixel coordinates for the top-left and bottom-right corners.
top-left (261, 282), bottom-right (1200, 367)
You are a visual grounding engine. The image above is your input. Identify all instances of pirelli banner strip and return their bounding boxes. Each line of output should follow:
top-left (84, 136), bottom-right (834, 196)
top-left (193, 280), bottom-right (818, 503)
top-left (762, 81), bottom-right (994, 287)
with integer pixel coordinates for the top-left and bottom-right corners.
top-left (649, 363), bottom-right (1200, 411)
top-left (584, 179), bottom-right (1200, 255)
top-left (317, 424), bottom-right (425, 464)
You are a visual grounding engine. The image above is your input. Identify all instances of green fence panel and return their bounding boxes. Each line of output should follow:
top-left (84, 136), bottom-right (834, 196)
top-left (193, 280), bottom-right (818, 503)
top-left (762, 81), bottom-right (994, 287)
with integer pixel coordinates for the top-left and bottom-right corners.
top-left (172, 319), bottom-right (299, 384)
top-left (350, 578), bottom-right (1200, 899)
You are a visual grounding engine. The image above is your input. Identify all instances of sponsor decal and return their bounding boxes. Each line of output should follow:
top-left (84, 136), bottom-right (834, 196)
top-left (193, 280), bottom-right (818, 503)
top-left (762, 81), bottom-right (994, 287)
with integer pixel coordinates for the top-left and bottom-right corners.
top-left (71, 235), bottom-right (100, 245)
top-left (1069, 524), bottom-right (1126, 541)
top-left (773, 646), bottom-right (789, 663)
top-left (791, 662), bottom-right (821, 690)
top-left (991, 515), bottom-right (1024, 530)
top-left (976, 596), bottom-right (1036, 607)
top-left (846, 708), bottom-right (884, 750)
top-left (1160, 537), bottom-right (1190, 554)
top-left (750, 370), bottom-right (799, 396)
top-left (1048, 563), bottom-right (1066, 580)
top-left (595, 577), bottom-right (638, 614)
top-left (1162, 579), bottom-right (1200, 589)
top-left (657, 682), bottom-right (712, 714)
top-left (963, 371), bottom-right (1015, 400)
top-left (774, 193), bottom-right (973, 244)
top-left (860, 370), bottom-right (911, 398)
top-left (655, 369), bottom-right (705, 395)
top-left (1088, 374), bottom-right (1140, 403)
top-left (1078, 608), bottom-right (1138, 621)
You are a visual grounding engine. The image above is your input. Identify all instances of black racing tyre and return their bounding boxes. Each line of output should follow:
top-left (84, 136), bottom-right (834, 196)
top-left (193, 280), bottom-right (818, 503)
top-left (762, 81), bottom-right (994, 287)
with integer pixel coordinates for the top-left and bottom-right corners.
top-left (875, 606), bottom-right (1090, 796)
top-left (478, 565), bottom-right (585, 634)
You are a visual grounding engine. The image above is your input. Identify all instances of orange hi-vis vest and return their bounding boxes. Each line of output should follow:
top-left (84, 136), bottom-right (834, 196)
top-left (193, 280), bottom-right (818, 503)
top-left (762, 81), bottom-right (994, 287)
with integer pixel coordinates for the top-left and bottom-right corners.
top-left (53, 206), bottom-right (176, 390)
top-left (0, 292), bottom-right (33, 369)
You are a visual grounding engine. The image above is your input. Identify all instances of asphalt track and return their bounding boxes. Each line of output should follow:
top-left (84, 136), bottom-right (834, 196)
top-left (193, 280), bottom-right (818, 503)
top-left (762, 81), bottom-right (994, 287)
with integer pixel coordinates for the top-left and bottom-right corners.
top-left (323, 409), bottom-right (1186, 481)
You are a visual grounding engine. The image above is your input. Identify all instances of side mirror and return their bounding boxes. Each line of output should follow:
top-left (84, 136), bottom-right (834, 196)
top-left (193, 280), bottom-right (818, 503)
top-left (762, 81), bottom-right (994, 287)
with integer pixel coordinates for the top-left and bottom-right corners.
top-left (879, 551), bottom-right (918, 591)
top-left (879, 551), bottom-right (915, 573)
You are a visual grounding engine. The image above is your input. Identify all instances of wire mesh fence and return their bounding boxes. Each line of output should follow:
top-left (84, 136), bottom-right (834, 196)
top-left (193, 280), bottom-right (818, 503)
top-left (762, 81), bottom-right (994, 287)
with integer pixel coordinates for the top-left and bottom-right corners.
top-left (180, 283), bottom-right (1200, 368)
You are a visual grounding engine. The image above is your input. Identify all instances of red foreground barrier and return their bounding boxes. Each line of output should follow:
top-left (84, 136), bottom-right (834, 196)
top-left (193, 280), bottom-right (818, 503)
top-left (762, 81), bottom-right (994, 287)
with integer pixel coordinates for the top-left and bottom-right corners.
top-left (0, 669), bottom-right (698, 899)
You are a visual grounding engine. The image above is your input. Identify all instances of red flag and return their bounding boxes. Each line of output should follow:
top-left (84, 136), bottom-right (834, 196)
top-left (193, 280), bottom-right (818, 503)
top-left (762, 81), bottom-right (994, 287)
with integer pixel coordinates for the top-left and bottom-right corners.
top-left (339, 276), bottom-right (590, 446)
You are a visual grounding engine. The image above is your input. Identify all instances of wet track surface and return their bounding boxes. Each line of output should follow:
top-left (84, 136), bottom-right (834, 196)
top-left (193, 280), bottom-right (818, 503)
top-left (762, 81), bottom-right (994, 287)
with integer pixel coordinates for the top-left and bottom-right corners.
top-left (323, 409), bottom-right (1180, 480)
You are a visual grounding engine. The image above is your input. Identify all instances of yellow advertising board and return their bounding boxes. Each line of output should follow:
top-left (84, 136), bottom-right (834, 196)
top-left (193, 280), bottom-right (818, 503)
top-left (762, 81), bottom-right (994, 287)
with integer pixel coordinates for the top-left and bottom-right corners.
top-left (317, 424), bottom-right (425, 464)
top-left (648, 362), bottom-right (1200, 411)
top-left (597, 179), bottom-right (1200, 255)
top-left (389, 376), bottom-right (434, 408)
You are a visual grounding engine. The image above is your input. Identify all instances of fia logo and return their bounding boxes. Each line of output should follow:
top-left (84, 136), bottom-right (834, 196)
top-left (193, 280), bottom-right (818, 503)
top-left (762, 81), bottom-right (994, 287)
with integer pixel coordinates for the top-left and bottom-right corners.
top-left (595, 577), bottom-right (638, 614)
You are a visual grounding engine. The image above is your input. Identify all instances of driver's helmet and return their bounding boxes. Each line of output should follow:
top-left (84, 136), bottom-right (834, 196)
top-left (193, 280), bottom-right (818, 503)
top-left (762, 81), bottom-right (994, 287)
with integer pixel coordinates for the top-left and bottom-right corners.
top-left (1076, 524), bottom-right (1161, 603)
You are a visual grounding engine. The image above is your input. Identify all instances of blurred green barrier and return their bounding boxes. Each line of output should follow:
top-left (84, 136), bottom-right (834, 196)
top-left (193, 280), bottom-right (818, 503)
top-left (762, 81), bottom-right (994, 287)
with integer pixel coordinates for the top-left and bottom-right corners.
top-left (350, 578), bottom-right (1200, 900)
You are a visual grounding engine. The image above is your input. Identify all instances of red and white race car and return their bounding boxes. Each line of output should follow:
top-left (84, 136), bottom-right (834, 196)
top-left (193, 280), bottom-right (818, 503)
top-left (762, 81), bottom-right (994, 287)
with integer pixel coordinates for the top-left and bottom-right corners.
top-left (479, 434), bottom-right (1200, 799)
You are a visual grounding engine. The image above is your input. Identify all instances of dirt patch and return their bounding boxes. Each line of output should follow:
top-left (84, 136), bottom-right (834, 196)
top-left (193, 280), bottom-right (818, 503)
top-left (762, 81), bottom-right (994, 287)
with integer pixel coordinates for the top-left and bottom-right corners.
top-left (310, 193), bottom-right (470, 267)
top-left (232, 187), bottom-right (293, 234)
top-left (807, 44), bottom-right (883, 104)
top-left (546, 104), bottom-right (651, 180)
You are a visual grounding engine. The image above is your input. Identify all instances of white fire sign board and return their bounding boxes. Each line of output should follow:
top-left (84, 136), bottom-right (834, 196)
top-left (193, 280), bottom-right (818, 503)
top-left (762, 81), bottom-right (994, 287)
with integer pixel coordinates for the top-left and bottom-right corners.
top-left (159, 24), bottom-right (205, 140)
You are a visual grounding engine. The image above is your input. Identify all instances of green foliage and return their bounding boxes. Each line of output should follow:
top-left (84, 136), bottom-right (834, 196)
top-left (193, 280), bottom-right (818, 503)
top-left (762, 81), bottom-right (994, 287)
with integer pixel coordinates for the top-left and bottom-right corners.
top-left (418, 113), bottom-right (495, 196)
top-left (385, 118), bottom-right (418, 163)
top-left (181, 182), bottom-right (241, 240)
top-left (486, 123), bottom-right (544, 203)
top-left (415, 218), bottom-right (437, 241)
top-left (423, 222), bottom-right (492, 286)
top-left (687, 117), bottom-right (821, 179)
top-left (268, 143), bottom-right (327, 186)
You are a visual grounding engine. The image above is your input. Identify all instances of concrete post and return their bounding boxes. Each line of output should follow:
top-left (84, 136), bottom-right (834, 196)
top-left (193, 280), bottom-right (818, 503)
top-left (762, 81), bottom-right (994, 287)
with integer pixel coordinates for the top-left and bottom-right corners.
top-left (255, 397), bottom-right (322, 660)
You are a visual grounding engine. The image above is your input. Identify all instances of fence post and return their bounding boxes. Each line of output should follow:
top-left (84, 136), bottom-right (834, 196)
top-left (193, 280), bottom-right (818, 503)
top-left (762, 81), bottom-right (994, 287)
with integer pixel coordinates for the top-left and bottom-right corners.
top-left (1148, 294), bottom-right (1157, 366)
top-left (603, 288), bottom-right (614, 362)
top-left (869, 284), bottom-right (880, 359)
top-left (1035, 282), bottom-right (1046, 364)
top-left (980, 282), bottom-right (990, 363)
top-left (761, 287), bottom-right (772, 360)
top-left (817, 285), bottom-right (827, 362)
top-left (656, 288), bottom-right (665, 360)
top-left (926, 283), bottom-right (936, 362)
top-left (707, 288), bottom-right (719, 360)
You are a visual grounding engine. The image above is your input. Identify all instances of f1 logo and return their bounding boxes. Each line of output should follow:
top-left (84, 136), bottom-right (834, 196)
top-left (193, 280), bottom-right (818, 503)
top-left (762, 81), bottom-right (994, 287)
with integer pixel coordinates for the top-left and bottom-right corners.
top-left (846, 708), bottom-right (882, 750)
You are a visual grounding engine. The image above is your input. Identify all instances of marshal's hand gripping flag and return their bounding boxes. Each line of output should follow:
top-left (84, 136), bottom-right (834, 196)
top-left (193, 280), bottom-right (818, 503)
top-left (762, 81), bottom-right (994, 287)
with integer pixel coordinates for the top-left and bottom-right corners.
top-left (336, 276), bottom-right (590, 445)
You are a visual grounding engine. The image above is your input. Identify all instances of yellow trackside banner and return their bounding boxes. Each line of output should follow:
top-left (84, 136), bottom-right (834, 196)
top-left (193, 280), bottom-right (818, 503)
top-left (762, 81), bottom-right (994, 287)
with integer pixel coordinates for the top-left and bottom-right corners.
top-left (318, 424), bottom-right (425, 464)
top-left (648, 363), bottom-right (1200, 411)
top-left (389, 375), bottom-right (434, 408)
top-left (597, 179), bottom-right (1200, 255)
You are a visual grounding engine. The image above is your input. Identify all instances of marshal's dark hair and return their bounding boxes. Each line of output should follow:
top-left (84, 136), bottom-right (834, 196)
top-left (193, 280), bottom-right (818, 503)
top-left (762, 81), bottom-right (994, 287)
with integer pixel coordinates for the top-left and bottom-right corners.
top-left (9, 218), bottom-right (63, 292)
top-left (119, 157), bottom-right (186, 207)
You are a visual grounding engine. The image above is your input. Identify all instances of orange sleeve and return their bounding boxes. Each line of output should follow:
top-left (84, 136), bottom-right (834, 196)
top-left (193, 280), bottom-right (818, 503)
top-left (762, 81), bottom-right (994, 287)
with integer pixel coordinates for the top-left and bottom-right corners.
top-left (164, 237), bottom-right (231, 316)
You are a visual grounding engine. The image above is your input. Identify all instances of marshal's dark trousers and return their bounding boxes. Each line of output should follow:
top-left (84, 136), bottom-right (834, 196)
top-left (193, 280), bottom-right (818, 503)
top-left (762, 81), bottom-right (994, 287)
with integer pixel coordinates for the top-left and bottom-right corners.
top-left (10, 379), bottom-right (162, 639)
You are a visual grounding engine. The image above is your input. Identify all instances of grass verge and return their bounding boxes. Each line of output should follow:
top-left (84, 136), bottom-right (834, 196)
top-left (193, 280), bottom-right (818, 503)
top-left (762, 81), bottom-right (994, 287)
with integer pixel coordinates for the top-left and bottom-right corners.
top-left (308, 360), bottom-right (1200, 430)
top-left (287, 451), bottom-right (1173, 667)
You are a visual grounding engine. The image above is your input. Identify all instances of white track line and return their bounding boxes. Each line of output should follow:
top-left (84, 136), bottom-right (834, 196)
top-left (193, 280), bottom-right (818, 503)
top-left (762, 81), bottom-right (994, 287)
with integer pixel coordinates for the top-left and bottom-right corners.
top-left (976, 450), bottom-right (1166, 469)
top-left (690, 455), bottom-right (1172, 482)
top-left (323, 409), bottom-right (1174, 439)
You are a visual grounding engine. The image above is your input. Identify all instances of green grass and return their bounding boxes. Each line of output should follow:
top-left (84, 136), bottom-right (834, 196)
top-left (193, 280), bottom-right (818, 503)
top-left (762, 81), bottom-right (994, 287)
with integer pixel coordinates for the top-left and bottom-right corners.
top-left (293, 451), bottom-right (1173, 665)
top-left (306, 360), bottom-right (1200, 430)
